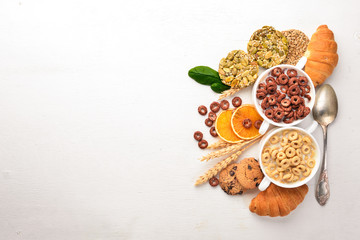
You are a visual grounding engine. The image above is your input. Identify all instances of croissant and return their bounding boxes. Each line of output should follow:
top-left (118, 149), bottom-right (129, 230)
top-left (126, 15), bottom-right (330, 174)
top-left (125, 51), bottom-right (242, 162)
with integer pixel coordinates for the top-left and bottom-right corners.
top-left (304, 25), bottom-right (338, 87)
top-left (249, 184), bottom-right (308, 217)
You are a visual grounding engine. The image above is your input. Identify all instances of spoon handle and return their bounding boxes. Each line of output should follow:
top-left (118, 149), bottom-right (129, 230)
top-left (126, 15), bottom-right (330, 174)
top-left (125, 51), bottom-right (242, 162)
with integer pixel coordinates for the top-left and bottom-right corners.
top-left (315, 125), bottom-right (330, 205)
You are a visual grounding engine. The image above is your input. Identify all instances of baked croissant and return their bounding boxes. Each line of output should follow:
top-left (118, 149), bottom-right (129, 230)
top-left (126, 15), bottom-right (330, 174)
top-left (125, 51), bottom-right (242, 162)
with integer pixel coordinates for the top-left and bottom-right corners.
top-left (304, 25), bottom-right (338, 87)
top-left (249, 184), bottom-right (308, 217)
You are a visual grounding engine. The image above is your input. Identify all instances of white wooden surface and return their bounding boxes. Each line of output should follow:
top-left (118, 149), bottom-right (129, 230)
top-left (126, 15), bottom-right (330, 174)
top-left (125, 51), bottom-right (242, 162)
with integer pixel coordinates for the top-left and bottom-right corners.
top-left (0, 0), bottom-right (360, 239)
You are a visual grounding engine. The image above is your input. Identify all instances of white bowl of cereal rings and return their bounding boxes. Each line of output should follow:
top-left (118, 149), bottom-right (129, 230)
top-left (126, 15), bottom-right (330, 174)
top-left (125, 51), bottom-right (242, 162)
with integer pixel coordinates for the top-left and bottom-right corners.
top-left (252, 57), bottom-right (316, 135)
top-left (257, 126), bottom-right (321, 191)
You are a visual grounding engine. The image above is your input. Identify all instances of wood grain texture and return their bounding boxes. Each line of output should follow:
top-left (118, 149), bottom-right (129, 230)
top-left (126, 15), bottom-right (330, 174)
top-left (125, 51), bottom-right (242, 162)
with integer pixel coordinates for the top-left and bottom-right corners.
top-left (0, 0), bottom-right (360, 239)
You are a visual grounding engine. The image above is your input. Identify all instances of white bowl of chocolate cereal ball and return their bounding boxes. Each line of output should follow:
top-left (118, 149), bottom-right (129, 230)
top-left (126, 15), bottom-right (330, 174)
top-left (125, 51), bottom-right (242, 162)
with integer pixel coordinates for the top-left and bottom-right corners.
top-left (251, 62), bottom-right (316, 134)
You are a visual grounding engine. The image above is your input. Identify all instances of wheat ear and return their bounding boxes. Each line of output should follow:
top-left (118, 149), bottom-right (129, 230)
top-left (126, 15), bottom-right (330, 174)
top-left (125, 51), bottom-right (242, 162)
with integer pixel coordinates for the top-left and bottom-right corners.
top-left (218, 88), bottom-right (240, 100)
top-left (194, 137), bottom-right (261, 186)
top-left (199, 140), bottom-right (246, 162)
top-left (207, 140), bottom-right (233, 149)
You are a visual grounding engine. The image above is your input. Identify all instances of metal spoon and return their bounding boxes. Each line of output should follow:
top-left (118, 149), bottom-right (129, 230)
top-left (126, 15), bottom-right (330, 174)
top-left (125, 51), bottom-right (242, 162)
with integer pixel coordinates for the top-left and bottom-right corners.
top-left (312, 84), bottom-right (338, 206)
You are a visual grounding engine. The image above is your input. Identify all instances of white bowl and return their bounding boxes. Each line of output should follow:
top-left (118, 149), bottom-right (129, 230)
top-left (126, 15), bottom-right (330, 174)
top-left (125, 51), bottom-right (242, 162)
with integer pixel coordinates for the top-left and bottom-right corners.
top-left (252, 63), bottom-right (316, 134)
top-left (257, 126), bottom-right (321, 191)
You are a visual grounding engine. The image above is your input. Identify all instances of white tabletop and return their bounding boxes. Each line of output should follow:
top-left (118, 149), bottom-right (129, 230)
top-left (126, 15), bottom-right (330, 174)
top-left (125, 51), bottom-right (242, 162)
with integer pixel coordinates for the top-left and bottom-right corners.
top-left (1, 0), bottom-right (360, 239)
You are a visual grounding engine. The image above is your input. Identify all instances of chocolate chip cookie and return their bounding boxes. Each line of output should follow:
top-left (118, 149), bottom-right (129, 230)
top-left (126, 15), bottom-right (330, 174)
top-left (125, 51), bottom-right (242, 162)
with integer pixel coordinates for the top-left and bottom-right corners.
top-left (219, 163), bottom-right (246, 195)
top-left (235, 158), bottom-right (264, 189)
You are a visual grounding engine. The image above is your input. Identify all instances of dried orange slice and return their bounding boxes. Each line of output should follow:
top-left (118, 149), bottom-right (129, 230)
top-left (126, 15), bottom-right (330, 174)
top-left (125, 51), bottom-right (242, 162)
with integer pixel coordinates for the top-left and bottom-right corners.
top-left (215, 109), bottom-right (242, 143)
top-left (231, 104), bottom-right (263, 140)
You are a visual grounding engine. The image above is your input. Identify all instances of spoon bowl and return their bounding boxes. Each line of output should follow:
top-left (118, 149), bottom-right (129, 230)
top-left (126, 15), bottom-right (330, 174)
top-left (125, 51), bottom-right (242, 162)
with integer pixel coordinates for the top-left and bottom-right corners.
top-left (313, 85), bottom-right (338, 127)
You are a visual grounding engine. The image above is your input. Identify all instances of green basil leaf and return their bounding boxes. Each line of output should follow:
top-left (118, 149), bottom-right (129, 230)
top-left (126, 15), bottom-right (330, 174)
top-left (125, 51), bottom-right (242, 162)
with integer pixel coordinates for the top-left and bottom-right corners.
top-left (188, 66), bottom-right (221, 85)
top-left (210, 82), bottom-right (230, 94)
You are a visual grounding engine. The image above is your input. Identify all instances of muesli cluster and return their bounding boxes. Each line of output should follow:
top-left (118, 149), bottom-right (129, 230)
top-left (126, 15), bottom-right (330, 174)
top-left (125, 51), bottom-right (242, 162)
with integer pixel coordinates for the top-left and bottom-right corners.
top-left (247, 26), bottom-right (289, 69)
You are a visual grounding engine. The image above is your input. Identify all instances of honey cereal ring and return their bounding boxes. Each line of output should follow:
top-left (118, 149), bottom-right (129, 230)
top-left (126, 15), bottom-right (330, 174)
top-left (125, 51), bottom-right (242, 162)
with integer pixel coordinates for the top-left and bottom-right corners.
top-left (276, 157), bottom-right (282, 166)
top-left (205, 118), bottom-right (214, 127)
top-left (268, 95), bottom-right (277, 105)
top-left (277, 93), bottom-right (286, 103)
top-left (242, 118), bottom-right (252, 128)
top-left (303, 168), bottom-right (311, 177)
top-left (285, 147), bottom-right (296, 158)
top-left (280, 159), bottom-right (290, 169)
top-left (271, 67), bottom-right (282, 77)
top-left (302, 144), bottom-right (311, 155)
top-left (296, 149), bottom-right (302, 157)
top-left (277, 167), bottom-right (285, 172)
top-left (290, 95), bottom-right (301, 105)
top-left (282, 144), bottom-right (291, 152)
top-left (193, 131), bottom-right (203, 141)
top-left (271, 170), bottom-right (280, 180)
top-left (292, 176), bottom-right (299, 182)
top-left (209, 177), bottom-right (219, 187)
top-left (302, 136), bottom-right (312, 145)
top-left (277, 74), bottom-right (289, 85)
top-left (268, 163), bottom-right (276, 171)
top-left (273, 108), bottom-right (285, 120)
top-left (263, 147), bottom-right (272, 154)
top-left (283, 173), bottom-right (292, 180)
top-left (220, 100), bottom-right (230, 110)
top-left (276, 152), bottom-right (286, 160)
top-left (254, 120), bottom-right (262, 129)
top-left (288, 131), bottom-right (298, 141)
top-left (283, 117), bottom-right (294, 124)
top-left (292, 168), bottom-right (301, 176)
top-left (279, 171), bottom-right (284, 180)
top-left (296, 165), bottom-right (306, 172)
top-left (291, 140), bottom-right (303, 148)
top-left (266, 77), bottom-right (276, 84)
top-left (208, 111), bottom-right (217, 121)
top-left (288, 85), bottom-right (300, 96)
top-left (262, 152), bottom-right (271, 163)
top-left (298, 76), bottom-right (308, 86)
top-left (210, 126), bottom-right (218, 137)
top-left (287, 69), bottom-right (297, 78)
top-left (288, 77), bottom-right (299, 86)
top-left (280, 137), bottom-right (289, 146)
top-left (271, 149), bottom-right (279, 159)
top-left (291, 156), bottom-right (301, 166)
top-left (210, 102), bottom-right (220, 113)
top-left (269, 135), bottom-right (280, 144)
top-left (198, 105), bottom-right (207, 115)
top-left (232, 97), bottom-right (242, 107)
top-left (265, 109), bottom-right (274, 119)
top-left (198, 139), bottom-right (208, 149)
top-left (305, 94), bottom-right (312, 102)
top-left (307, 159), bottom-right (316, 168)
